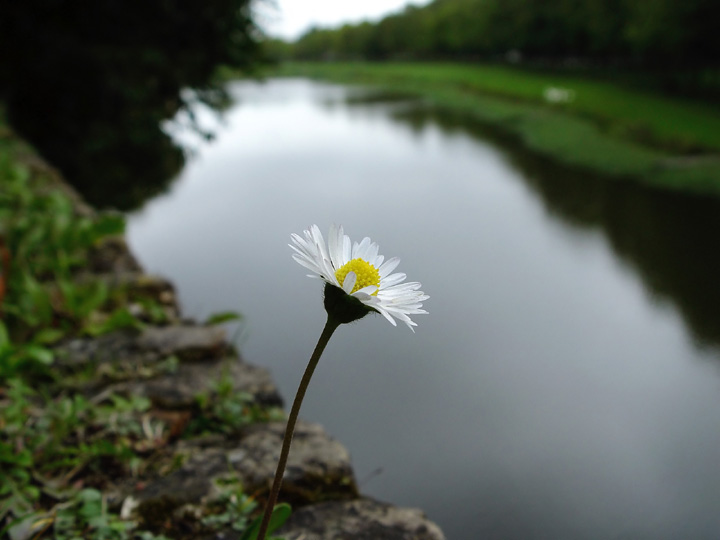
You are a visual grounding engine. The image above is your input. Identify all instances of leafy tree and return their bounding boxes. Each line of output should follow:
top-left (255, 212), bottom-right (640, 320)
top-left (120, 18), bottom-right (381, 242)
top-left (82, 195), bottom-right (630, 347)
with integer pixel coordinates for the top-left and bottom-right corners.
top-left (0, 0), bottom-right (260, 210)
top-left (287, 0), bottom-right (720, 94)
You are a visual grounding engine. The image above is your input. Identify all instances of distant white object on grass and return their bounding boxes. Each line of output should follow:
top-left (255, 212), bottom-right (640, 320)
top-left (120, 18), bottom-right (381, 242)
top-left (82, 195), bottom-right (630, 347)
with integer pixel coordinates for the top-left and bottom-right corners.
top-left (505, 49), bottom-right (523, 64)
top-left (543, 86), bottom-right (576, 104)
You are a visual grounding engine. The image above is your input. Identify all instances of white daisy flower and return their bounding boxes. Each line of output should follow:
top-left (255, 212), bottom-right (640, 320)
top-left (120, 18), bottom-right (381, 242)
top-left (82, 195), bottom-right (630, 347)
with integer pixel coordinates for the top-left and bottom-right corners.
top-left (290, 224), bottom-right (428, 331)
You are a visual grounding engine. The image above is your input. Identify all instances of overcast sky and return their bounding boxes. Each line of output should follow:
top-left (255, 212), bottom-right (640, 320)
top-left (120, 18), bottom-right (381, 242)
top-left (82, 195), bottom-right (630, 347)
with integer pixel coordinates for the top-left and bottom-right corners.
top-left (256, 0), bottom-right (431, 40)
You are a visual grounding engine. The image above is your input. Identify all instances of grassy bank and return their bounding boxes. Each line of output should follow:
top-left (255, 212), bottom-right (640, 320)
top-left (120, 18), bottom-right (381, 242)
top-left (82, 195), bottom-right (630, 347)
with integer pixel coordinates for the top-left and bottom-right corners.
top-left (271, 62), bottom-right (720, 196)
top-left (0, 112), bottom-right (290, 539)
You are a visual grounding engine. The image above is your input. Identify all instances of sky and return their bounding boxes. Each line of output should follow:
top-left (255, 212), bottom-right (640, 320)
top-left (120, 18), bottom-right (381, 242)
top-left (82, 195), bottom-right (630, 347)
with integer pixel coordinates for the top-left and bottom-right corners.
top-left (256, 0), bottom-right (432, 40)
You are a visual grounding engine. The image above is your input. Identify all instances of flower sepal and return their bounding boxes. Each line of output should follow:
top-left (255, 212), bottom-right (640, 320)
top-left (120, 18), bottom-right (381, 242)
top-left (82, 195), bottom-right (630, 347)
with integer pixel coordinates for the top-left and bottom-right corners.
top-left (323, 283), bottom-right (377, 324)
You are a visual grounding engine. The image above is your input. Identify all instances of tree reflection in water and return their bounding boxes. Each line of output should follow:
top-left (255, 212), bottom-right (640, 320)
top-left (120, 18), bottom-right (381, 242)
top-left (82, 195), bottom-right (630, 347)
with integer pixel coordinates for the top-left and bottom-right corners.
top-left (385, 104), bottom-right (720, 351)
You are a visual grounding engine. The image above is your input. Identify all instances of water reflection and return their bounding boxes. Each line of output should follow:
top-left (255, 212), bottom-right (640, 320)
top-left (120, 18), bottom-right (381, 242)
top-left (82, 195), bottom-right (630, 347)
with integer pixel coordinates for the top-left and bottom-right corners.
top-left (126, 79), bottom-right (720, 540)
top-left (383, 105), bottom-right (720, 351)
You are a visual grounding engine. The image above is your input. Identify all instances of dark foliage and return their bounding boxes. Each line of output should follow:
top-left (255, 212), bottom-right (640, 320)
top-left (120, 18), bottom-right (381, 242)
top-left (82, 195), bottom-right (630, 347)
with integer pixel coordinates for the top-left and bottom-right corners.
top-left (0, 0), bottom-right (260, 210)
top-left (289, 0), bottom-right (720, 64)
top-left (284, 0), bottom-right (720, 99)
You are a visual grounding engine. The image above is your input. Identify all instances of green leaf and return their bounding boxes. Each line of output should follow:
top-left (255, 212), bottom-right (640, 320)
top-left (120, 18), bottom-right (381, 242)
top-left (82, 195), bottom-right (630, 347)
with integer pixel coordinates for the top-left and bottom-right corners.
top-left (83, 307), bottom-right (144, 336)
top-left (205, 311), bottom-right (243, 325)
top-left (240, 517), bottom-right (261, 540)
top-left (22, 345), bottom-right (54, 365)
top-left (267, 503), bottom-right (291, 535)
top-left (92, 213), bottom-right (126, 239)
top-left (32, 328), bottom-right (65, 345)
top-left (11, 449), bottom-right (33, 468)
top-left (0, 322), bottom-right (9, 352)
top-left (240, 503), bottom-right (291, 540)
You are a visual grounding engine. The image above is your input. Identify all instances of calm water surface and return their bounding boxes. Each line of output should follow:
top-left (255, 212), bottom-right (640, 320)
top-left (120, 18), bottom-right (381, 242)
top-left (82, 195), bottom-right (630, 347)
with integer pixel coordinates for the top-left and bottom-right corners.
top-left (126, 79), bottom-right (720, 539)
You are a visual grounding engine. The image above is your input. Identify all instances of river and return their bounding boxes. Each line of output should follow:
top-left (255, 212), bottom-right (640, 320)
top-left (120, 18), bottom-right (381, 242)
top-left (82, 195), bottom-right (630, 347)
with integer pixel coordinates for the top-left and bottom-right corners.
top-left (126, 78), bottom-right (720, 539)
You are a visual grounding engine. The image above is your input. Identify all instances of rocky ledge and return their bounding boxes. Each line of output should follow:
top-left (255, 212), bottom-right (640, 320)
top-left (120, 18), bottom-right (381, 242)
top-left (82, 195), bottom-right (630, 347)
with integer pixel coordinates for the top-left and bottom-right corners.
top-left (38, 159), bottom-right (444, 539)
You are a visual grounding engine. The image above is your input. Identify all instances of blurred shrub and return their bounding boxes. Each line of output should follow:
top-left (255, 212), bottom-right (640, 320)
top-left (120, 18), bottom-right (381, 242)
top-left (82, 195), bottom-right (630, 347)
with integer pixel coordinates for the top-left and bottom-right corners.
top-left (0, 0), bottom-right (260, 210)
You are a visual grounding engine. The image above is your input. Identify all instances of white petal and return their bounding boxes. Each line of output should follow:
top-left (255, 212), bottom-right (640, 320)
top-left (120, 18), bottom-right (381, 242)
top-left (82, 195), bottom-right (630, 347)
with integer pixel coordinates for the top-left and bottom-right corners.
top-left (375, 306), bottom-right (398, 326)
top-left (365, 242), bottom-right (379, 265)
top-left (380, 272), bottom-right (406, 288)
top-left (342, 271), bottom-right (356, 294)
top-left (320, 256), bottom-right (336, 282)
top-left (328, 224), bottom-right (343, 270)
top-left (292, 254), bottom-right (322, 274)
top-left (353, 291), bottom-right (374, 302)
top-left (312, 226), bottom-right (331, 267)
top-left (355, 285), bottom-right (378, 296)
top-left (381, 280), bottom-right (420, 293)
top-left (342, 235), bottom-right (352, 265)
top-left (378, 257), bottom-right (400, 278)
top-left (353, 237), bottom-right (371, 260)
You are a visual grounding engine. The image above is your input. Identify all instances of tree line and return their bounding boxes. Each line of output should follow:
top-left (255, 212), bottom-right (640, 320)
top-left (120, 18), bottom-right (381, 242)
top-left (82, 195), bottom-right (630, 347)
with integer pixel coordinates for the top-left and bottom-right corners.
top-left (270, 0), bottom-right (719, 95)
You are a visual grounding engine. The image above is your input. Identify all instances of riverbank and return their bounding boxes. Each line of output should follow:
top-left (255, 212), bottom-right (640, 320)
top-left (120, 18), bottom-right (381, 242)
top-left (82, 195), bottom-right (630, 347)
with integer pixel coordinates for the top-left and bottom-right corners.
top-left (269, 62), bottom-right (720, 197)
top-left (0, 112), bottom-right (444, 539)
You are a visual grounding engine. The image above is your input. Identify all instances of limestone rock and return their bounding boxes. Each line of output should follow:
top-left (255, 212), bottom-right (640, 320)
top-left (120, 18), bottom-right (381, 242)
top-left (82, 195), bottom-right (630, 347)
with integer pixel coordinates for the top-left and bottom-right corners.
top-left (87, 236), bottom-right (143, 273)
top-left (231, 421), bottom-right (358, 505)
top-left (55, 329), bottom-right (145, 368)
top-left (136, 448), bottom-right (229, 508)
top-left (119, 356), bottom-right (282, 409)
top-left (132, 423), bottom-right (360, 529)
top-left (278, 498), bottom-right (446, 540)
top-left (54, 327), bottom-right (282, 408)
top-left (56, 325), bottom-right (227, 368)
top-left (136, 325), bottom-right (228, 362)
top-left (124, 274), bottom-right (180, 317)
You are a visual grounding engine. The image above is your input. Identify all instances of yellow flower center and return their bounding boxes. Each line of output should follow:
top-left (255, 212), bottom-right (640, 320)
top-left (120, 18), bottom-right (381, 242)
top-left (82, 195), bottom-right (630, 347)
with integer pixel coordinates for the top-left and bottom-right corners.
top-left (335, 258), bottom-right (380, 295)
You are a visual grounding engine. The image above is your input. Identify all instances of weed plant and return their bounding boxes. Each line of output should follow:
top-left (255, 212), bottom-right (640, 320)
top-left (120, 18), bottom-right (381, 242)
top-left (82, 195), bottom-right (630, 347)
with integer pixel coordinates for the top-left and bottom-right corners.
top-left (1, 151), bottom-right (130, 378)
top-left (0, 139), bottom-right (288, 538)
top-left (190, 369), bottom-right (285, 436)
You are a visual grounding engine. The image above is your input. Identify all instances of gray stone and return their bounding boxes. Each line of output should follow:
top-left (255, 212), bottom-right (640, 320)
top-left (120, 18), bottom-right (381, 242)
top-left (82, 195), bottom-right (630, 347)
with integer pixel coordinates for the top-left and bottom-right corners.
top-left (129, 423), bottom-right (361, 532)
top-left (87, 236), bottom-right (142, 274)
top-left (55, 329), bottom-right (145, 368)
top-left (224, 360), bottom-right (284, 408)
top-left (57, 325), bottom-right (227, 368)
top-left (232, 421), bottom-right (358, 505)
top-left (54, 327), bottom-right (282, 408)
top-left (278, 498), bottom-right (446, 540)
top-left (136, 325), bottom-right (227, 362)
top-left (136, 448), bottom-right (229, 507)
top-left (123, 274), bottom-right (180, 317)
top-left (118, 356), bottom-right (282, 409)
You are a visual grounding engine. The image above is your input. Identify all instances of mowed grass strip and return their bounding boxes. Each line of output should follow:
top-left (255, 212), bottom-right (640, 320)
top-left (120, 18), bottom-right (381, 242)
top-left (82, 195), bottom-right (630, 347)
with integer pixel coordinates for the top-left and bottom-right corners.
top-left (272, 62), bottom-right (720, 196)
top-left (280, 62), bottom-right (720, 152)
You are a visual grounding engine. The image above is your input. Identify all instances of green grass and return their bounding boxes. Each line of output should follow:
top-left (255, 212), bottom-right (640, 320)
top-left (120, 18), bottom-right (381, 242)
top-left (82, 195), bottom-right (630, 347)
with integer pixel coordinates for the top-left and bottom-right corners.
top-left (270, 62), bottom-right (720, 196)
top-left (0, 109), bottom-right (289, 539)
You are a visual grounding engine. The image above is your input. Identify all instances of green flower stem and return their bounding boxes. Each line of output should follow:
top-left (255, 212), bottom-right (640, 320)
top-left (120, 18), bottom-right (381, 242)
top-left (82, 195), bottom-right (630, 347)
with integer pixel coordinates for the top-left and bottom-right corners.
top-left (257, 315), bottom-right (341, 540)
